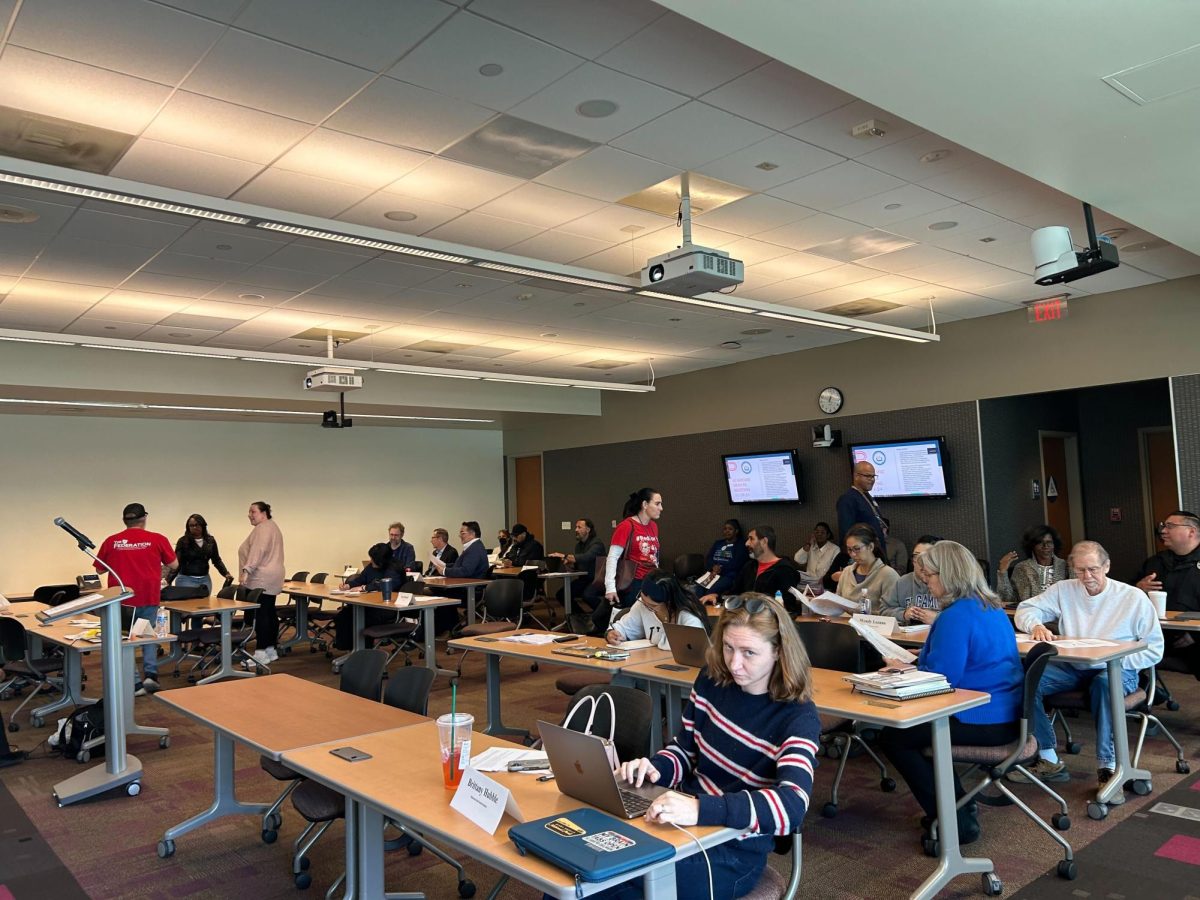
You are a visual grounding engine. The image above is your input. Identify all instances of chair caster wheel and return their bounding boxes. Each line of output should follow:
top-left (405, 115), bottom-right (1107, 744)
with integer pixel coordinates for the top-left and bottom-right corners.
top-left (458, 879), bottom-right (476, 898)
top-left (1057, 860), bottom-right (1077, 880)
top-left (283, 647), bottom-right (291, 655)
top-left (159, 735), bottom-right (170, 749)
top-left (31, 716), bottom-right (43, 728)
top-left (325, 652), bottom-right (333, 659)
top-left (299, 856), bottom-right (310, 871)
top-left (7, 722), bottom-right (18, 733)
top-left (1167, 700), bottom-right (1180, 711)
top-left (261, 829), bottom-right (277, 844)
top-left (309, 646), bottom-right (318, 654)
top-left (267, 812), bottom-right (282, 830)
top-left (1052, 813), bottom-right (1070, 831)
top-left (77, 750), bottom-right (90, 764)
top-left (1177, 760), bottom-right (1190, 774)
top-left (127, 781), bottom-right (141, 796)
top-left (295, 872), bottom-right (311, 889)
top-left (982, 872), bottom-right (1003, 895)
top-left (157, 839), bottom-right (175, 858)
top-left (1131, 779), bottom-right (1152, 796)
top-left (881, 777), bottom-right (896, 792)
top-left (922, 837), bottom-right (939, 858)
top-left (1065, 742), bottom-right (1081, 754)
top-left (826, 743), bottom-right (842, 760)
top-left (407, 841), bottom-right (423, 857)
top-left (821, 802), bottom-right (837, 818)
top-left (530, 663), bottom-right (539, 672)
top-left (187, 676), bottom-right (196, 684)
top-left (1087, 801), bottom-right (1108, 820)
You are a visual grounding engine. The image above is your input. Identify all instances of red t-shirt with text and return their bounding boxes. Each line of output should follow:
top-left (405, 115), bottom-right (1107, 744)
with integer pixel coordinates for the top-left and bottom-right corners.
top-left (95, 527), bottom-right (176, 607)
top-left (611, 517), bottom-right (660, 579)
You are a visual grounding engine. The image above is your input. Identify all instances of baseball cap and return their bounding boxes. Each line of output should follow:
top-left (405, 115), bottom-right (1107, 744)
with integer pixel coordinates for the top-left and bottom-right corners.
top-left (122, 502), bottom-right (148, 522)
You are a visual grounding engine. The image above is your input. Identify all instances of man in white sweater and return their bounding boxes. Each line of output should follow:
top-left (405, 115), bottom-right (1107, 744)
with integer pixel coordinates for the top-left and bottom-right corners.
top-left (1013, 541), bottom-right (1163, 797)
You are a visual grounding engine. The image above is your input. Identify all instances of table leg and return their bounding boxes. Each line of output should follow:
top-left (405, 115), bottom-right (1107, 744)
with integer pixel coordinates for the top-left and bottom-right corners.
top-left (642, 859), bottom-right (677, 899)
top-left (33, 646), bottom-right (95, 721)
top-left (197, 609), bottom-right (253, 685)
top-left (666, 685), bottom-right (684, 741)
top-left (467, 586), bottom-right (477, 625)
top-left (551, 577), bottom-right (575, 632)
top-left (909, 715), bottom-right (992, 900)
top-left (354, 800), bottom-right (386, 899)
top-left (482, 653), bottom-right (529, 740)
top-left (644, 680), bottom-right (664, 752)
top-left (428, 608), bottom-right (454, 679)
top-left (161, 610), bottom-right (187, 667)
top-left (1096, 658), bottom-right (1152, 805)
top-left (123, 643), bottom-right (168, 741)
top-left (280, 596), bottom-right (311, 651)
top-left (353, 604), bottom-right (366, 652)
top-left (161, 732), bottom-right (271, 846)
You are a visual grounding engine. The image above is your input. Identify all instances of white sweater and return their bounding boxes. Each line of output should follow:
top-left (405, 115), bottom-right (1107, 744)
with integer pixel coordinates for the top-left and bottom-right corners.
top-left (609, 604), bottom-right (703, 650)
top-left (1014, 577), bottom-right (1164, 671)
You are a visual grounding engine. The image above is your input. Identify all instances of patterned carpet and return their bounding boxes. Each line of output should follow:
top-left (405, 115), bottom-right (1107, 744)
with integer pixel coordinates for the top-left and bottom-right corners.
top-left (2, 641), bottom-right (1199, 899)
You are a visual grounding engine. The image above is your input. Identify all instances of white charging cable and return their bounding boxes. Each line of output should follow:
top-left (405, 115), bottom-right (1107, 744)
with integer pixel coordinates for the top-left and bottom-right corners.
top-left (670, 822), bottom-right (713, 900)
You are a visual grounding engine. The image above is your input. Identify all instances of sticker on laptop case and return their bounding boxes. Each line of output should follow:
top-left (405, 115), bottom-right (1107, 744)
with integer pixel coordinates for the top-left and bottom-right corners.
top-left (545, 817), bottom-right (586, 837)
top-left (583, 830), bottom-right (636, 853)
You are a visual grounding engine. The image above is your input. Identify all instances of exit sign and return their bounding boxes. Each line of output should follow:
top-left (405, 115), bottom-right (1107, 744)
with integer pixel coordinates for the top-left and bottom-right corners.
top-left (1026, 295), bottom-right (1069, 323)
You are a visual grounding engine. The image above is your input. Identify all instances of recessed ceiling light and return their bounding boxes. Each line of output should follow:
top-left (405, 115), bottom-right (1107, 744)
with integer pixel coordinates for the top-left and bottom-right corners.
top-left (928, 221), bottom-right (958, 231)
top-left (740, 328), bottom-right (772, 335)
top-left (478, 63), bottom-right (504, 77)
top-left (540, 332), bottom-right (558, 338)
top-left (576, 99), bottom-right (618, 118)
top-left (0, 204), bottom-right (38, 224)
top-left (383, 210), bottom-right (417, 222)
top-left (572, 301), bottom-right (587, 307)
top-left (754, 161), bottom-right (779, 171)
top-left (978, 236), bottom-right (997, 243)
top-left (104, 326), bottom-right (117, 330)
top-left (516, 293), bottom-right (534, 301)
top-left (168, 332), bottom-right (190, 338)
top-left (297, 343), bottom-right (310, 348)
top-left (455, 282), bottom-right (472, 288)
top-left (719, 340), bottom-right (742, 350)
top-left (238, 292), bottom-right (265, 301)
top-left (215, 243), bottom-right (232, 251)
top-left (920, 149), bottom-right (953, 164)
top-left (668, 317), bottom-right (681, 322)
top-left (884, 203), bottom-right (903, 210)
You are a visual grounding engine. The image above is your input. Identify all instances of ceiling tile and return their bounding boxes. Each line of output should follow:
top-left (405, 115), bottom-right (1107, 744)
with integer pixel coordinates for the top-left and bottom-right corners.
top-left (169, 226), bottom-right (293, 265)
top-left (177, 300), bottom-right (267, 321)
top-left (0, 293), bottom-right (94, 328)
top-left (1122, 244), bottom-right (1200, 279)
top-left (234, 0), bottom-right (453, 71)
top-left (558, 203), bottom-right (673, 243)
top-left (117, 272), bottom-right (223, 297)
top-left (5, 279), bottom-right (110, 305)
top-left (424, 211), bottom-right (543, 250)
top-left (182, 30), bottom-right (374, 124)
top-left (0, 46), bottom-right (172, 133)
top-left (770, 263), bottom-right (880, 297)
top-left (888, 203), bottom-right (1008, 244)
top-left (338, 257), bottom-right (446, 289)
top-left (856, 243), bottom-right (964, 274)
top-left (142, 252), bottom-right (252, 282)
top-left (143, 92), bottom-right (311, 165)
top-left (596, 10), bottom-right (767, 96)
top-left (154, 0), bottom-right (244, 22)
top-left (220, 308), bottom-right (330, 336)
top-left (389, 13), bottom-right (582, 111)
top-left (744, 250), bottom-right (842, 281)
top-left (570, 243), bottom-right (651, 277)
top-left (860, 304), bottom-right (936, 330)
top-left (259, 241), bottom-right (374, 276)
top-left (234, 266), bottom-right (334, 292)
top-left (273, 129), bottom-right (429, 189)
top-left (231, 168), bottom-right (373, 218)
top-left (907, 256), bottom-right (1025, 291)
top-left (504, 230), bottom-right (612, 264)
top-left (786, 99), bottom-right (921, 159)
top-left (54, 208), bottom-right (190, 250)
top-left (203, 283), bottom-right (301, 305)
top-left (139, 323), bottom-right (225, 344)
top-left (0, 198), bottom-right (78, 240)
top-left (933, 219), bottom-right (1034, 269)
top-left (386, 158), bottom-right (523, 208)
top-left (109, 138), bottom-right (262, 197)
top-left (10, 0), bottom-right (224, 85)
top-left (755, 213), bottom-right (871, 252)
top-left (474, 183), bottom-right (605, 229)
top-left (1065, 264), bottom-right (1162, 293)
top-left (413, 271), bottom-right (515, 299)
top-left (856, 132), bottom-right (987, 184)
top-left (767, 160), bottom-right (905, 210)
top-left (916, 159), bottom-right (1031, 203)
top-left (325, 76), bottom-right (496, 153)
top-left (337, 190), bottom-right (466, 236)
top-left (701, 60), bottom-right (855, 131)
top-left (719, 238), bottom-right (792, 266)
top-left (439, 114), bottom-right (595, 179)
top-left (305, 277), bottom-right (403, 304)
top-left (469, 0), bottom-right (661, 59)
top-left (508, 62), bottom-right (687, 143)
top-left (534, 145), bottom-right (679, 201)
top-left (611, 101), bottom-right (773, 170)
top-left (66, 318), bottom-right (153, 339)
top-left (696, 133), bottom-right (842, 192)
top-left (694, 193), bottom-right (815, 237)
top-left (830, 183), bottom-right (959, 228)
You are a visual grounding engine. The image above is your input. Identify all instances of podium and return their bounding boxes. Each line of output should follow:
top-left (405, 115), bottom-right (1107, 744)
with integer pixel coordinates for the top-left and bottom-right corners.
top-left (37, 588), bottom-right (143, 805)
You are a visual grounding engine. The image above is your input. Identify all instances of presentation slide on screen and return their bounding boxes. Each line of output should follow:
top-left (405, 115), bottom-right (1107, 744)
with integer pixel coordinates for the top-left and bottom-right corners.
top-left (852, 441), bottom-right (946, 497)
top-left (725, 453), bottom-right (799, 502)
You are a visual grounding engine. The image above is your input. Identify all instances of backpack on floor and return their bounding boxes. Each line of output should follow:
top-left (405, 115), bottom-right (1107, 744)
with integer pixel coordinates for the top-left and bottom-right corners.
top-left (58, 701), bottom-right (105, 758)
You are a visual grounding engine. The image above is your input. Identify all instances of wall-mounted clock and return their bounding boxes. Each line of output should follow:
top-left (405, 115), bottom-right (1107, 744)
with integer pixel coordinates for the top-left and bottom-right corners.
top-left (818, 386), bottom-right (844, 414)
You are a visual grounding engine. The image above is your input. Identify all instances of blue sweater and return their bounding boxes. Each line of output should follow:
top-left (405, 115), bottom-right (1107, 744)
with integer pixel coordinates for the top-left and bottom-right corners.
top-left (704, 538), bottom-right (748, 594)
top-left (917, 596), bottom-right (1022, 725)
top-left (651, 670), bottom-right (820, 836)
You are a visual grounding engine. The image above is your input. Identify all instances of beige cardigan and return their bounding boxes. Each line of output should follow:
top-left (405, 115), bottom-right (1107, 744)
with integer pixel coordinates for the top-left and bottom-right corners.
top-left (238, 518), bottom-right (285, 595)
top-left (835, 557), bottom-right (900, 614)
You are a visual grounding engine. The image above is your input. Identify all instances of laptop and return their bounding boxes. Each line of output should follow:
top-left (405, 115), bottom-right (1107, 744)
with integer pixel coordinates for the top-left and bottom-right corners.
top-left (542, 556), bottom-right (564, 573)
top-left (538, 720), bottom-right (670, 819)
top-left (663, 622), bottom-right (710, 668)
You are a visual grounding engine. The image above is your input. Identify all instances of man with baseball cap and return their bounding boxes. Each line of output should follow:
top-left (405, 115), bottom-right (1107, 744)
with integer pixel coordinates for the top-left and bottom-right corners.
top-left (95, 502), bottom-right (178, 694)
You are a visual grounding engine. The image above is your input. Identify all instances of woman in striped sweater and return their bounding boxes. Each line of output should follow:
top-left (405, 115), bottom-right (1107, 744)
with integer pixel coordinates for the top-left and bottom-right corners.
top-left (611, 592), bottom-right (821, 899)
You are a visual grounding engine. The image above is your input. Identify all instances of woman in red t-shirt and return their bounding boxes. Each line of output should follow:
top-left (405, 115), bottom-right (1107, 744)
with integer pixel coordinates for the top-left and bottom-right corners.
top-left (589, 487), bottom-right (663, 633)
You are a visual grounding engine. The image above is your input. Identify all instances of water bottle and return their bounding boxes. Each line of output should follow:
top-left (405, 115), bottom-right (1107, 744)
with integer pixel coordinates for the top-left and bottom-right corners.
top-left (859, 589), bottom-right (871, 615)
top-left (155, 606), bottom-right (169, 638)
top-left (774, 591), bottom-right (783, 606)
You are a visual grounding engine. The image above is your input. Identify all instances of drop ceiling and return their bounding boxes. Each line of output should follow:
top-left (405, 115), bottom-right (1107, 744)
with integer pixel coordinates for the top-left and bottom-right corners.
top-left (0, 0), bottom-right (1196, 398)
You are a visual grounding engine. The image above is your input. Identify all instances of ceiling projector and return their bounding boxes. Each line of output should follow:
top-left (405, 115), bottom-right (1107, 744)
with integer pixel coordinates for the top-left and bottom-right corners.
top-left (640, 243), bottom-right (743, 296)
top-left (303, 366), bottom-right (362, 392)
top-left (1031, 202), bottom-right (1119, 286)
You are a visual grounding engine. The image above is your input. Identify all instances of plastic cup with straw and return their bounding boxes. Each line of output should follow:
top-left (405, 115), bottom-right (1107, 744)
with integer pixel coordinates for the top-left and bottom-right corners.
top-left (438, 683), bottom-right (472, 788)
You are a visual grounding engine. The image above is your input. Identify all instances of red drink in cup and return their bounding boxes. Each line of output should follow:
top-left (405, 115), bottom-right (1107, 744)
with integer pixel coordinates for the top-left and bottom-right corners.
top-left (437, 713), bottom-right (473, 788)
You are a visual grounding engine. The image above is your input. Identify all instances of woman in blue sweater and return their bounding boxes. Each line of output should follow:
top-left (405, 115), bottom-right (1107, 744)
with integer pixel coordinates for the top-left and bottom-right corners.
top-left (879, 540), bottom-right (1022, 845)
top-left (611, 593), bottom-right (821, 899)
top-left (702, 518), bottom-right (747, 595)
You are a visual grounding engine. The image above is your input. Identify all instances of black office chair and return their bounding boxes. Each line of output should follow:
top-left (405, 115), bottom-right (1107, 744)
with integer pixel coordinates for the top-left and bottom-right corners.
top-left (383, 665), bottom-right (435, 715)
top-left (193, 586), bottom-right (263, 677)
top-left (454, 579), bottom-right (525, 679)
top-left (794, 620), bottom-right (894, 817)
top-left (565, 684), bottom-right (653, 762)
top-left (158, 584), bottom-right (212, 677)
top-left (673, 553), bottom-right (707, 582)
top-left (743, 826), bottom-right (804, 900)
top-left (0, 617), bottom-right (65, 730)
top-left (33, 583), bottom-right (80, 605)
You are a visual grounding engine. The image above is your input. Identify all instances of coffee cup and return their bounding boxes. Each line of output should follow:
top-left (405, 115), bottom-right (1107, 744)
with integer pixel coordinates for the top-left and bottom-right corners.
top-left (1149, 590), bottom-right (1168, 618)
top-left (380, 578), bottom-right (392, 602)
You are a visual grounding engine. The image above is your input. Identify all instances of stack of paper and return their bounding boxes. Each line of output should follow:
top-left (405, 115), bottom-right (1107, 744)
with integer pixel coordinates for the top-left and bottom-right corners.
top-left (844, 669), bottom-right (953, 700)
top-left (791, 587), bottom-right (858, 617)
top-left (501, 633), bottom-right (558, 645)
top-left (847, 616), bottom-right (917, 663)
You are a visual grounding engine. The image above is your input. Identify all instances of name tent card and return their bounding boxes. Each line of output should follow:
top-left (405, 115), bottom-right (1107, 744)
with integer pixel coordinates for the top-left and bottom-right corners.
top-left (450, 768), bottom-right (525, 834)
top-left (850, 614), bottom-right (898, 636)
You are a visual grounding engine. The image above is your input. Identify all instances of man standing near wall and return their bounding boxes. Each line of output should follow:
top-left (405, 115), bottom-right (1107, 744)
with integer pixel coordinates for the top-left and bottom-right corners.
top-left (837, 461), bottom-right (888, 556)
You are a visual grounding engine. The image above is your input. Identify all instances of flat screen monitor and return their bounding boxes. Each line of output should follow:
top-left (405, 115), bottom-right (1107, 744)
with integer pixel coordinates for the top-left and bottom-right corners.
top-left (849, 437), bottom-right (951, 499)
top-left (722, 450), bottom-right (802, 504)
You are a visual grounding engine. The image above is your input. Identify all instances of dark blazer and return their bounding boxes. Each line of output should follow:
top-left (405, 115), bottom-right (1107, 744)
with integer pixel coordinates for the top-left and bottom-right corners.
top-left (736, 558), bottom-right (802, 612)
top-left (836, 487), bottom-right (887, 557)
top-left (509, 537), bottom-right (545, 567)
top-left (386, 540), bottom-right (416, 575)
top-left (446, 540), bottom-right (489, 579)
top-left (425, 544), bottom-right (458, 576)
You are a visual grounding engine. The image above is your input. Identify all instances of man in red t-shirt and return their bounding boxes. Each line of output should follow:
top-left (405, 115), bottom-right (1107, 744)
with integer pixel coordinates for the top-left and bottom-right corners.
top-left (95, 502), bottom-right (177, 693)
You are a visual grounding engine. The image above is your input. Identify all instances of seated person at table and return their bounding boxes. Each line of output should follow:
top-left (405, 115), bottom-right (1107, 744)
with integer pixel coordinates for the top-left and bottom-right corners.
top-left (504, 523), bottom-right (544, 567)
top-left (606, 569), bottom-right (710, 650)
top-left (494, 528), bottom-right (512, 561)
top-left (431, 521), bottom-right (490, 633)
top-left (699, 525), bottom-right (799, 610)
top-left (1013, 540), bottom-right (1163, 792)
top-left (424, 528), bottom-right (458, 576)
top-left (384, 521), bottom-right (416, 575)
top-left (610, 593), bottom-right (820, 899)
top-left (1135, 511), bottom-right (1200, 678)
top-left (332, 543), bottom-right (401, 651)
top-left (996, 525), bottom-right (1070, 604)
top-left (793, 521), bottom-right (838, 582)
top-left (548, 518), bottom-right (606, 605)
top-left (879, 541), bottom-right (1022, 845)
top-left (702, 519), bottom-right (748, 596)
top-left (879, 535), bottom-right (943, 623)
top-left (834, 523), bottom-right (899, 614)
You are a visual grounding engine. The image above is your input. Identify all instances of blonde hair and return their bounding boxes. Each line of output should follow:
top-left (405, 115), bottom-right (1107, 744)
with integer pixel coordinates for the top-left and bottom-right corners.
top-left (916, 540), bottom-right (1000, 609)
top-left (706, 592), bottom-right (812, 702)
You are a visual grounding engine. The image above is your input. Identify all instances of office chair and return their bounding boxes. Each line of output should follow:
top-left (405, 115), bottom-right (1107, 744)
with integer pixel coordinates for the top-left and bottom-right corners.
top-left (453, 578), bottom-right (525, 679)
top-left (158, 584), bottom-right (213, 677)
top-left (926, 642), bottom-right (1074, 886)
top-left (305, 573), bottom-right (338, 654)
top-left (191, 586), bottom-right (263, 677)
top-left (743, 827), bottom-right (803, 900)
top-left (673, 553), bottom-right (707, 582)
top-left (33, 583), bottom-right (80, 605)
top-left (0, 617), bottom-right (65, 730)
top-left (275, 571), bottom-right (309, 647)
top-left (794, 620), bottom-right (894, 818)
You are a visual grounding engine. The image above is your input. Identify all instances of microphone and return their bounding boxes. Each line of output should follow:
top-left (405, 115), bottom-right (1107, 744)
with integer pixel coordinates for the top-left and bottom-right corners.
top-left (54, 517), bottom-right (95, 550)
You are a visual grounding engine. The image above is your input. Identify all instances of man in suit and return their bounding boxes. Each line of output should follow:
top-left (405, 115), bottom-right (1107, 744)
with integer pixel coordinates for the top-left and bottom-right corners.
top-left (837, 461), bottom-right (888, 557)
top-left (430, 521), bottom-right (489, 634)
top-left (424, 528), bottom-right (458, 576)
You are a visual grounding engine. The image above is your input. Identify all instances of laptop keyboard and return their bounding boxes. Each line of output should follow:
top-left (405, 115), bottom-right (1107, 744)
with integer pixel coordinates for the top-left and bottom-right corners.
top-left (619, 789), bottom-right (652, 816)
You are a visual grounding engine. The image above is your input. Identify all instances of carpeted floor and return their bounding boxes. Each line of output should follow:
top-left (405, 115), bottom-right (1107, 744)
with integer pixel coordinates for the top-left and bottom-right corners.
top-left (2, 639), bottom-right (1199, 899)
top-left (0, 779), bottom-right (88, 899)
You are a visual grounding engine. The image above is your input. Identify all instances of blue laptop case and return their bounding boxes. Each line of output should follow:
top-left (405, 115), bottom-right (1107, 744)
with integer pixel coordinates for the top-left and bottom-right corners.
top-left (509, 807), bottom-right (675, 894)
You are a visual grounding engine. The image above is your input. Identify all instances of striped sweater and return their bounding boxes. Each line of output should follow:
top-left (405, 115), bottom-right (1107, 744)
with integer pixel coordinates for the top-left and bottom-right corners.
top-left (649, 669), bottom-right (820, 836)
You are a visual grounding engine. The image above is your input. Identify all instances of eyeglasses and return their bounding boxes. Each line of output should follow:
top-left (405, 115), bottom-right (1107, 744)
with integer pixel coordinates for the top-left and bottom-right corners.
top-left (723, 595), bottom-right (768, 614)
top-left (846, 543), bottom-right (867, 554)
top-left (857, 473), bottom-right (877, 480)
top-left (1159, 521), bottom-right (1196, 531)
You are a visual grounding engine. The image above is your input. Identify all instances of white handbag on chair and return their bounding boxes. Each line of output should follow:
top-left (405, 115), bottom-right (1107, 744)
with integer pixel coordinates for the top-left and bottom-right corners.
top-left (562, 691), bottom-right (620, 768)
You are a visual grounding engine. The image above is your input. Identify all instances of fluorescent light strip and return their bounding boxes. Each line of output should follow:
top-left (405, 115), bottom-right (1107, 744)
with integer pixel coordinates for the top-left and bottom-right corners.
top-left (0, 397), bottom-right (142, 409)
top-left (484, 377), bottom-right (569, 386)
top-left (850, 327), bottom-right (932, 343)
top-left (754, 311), bottom-right (852, 331)
top-left (571, 383), bottom-right (649, 392)
top-left (474, 262), bottom-right (633, 293)
top-left (237, 357), bottom-right (320, 367)
top-left (375, 369), bottom-right (481, 381)
top-left (0, 173), bottom-right (250, 224)
top-left (146, 404), bottom-right (493, 423)
top-left (82, 344), bottom-right (235, 359)
top-left (637, 292), bottom-right (747, 313)
top-left (0, 335), bottom-right (76, 345)
top-left (256, 222), bottom-right (472, 264)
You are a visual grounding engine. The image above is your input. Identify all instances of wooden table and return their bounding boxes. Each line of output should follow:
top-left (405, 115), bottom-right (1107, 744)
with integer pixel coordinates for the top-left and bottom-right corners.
top-left (153, 674), bottom-right (426, 859)
top-left (1160, 610), bottom-right (1200, 632)
top-left (160, 595), bottom-right (260, 684)
top-left (279, 579), bottom-right (342, 652)
top-left (282, 721), bottom-right (735, 900)
top-left (448, 633), bottom-right (672, 741)
top-left (419, 575), bottom-right (490, 624)
top-left (330, 589), bottom-right (461, 678)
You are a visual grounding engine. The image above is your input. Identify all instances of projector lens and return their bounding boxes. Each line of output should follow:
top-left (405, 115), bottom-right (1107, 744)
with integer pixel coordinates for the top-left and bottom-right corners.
top-left (648, 264), bottom-right (665, 282)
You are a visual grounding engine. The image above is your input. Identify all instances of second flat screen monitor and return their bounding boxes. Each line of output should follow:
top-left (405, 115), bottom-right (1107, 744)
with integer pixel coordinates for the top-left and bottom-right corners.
top-left (723, 450), bottom-right (802, 504)
top-left (849, 437), bottom-right (950, 499)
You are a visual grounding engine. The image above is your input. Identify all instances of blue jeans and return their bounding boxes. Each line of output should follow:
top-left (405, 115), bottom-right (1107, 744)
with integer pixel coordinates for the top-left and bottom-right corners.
top-left (174, 574), bottom-right (211, 592)
top-left (579, 834), bottom-right (771, 900)
top-left (129, 605), bottom-right (159, 679)
top-left (1033, 662), bottom-right (1139, 768)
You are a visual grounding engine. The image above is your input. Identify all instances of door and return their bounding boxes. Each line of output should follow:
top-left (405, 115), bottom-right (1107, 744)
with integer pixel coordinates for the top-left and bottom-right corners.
top-left (1140, 427), bottom-right (1179, 554)
top-left (513, 455), bottom-right (544, 539)
top-left (1039, 432), bottom-right (1083, 548)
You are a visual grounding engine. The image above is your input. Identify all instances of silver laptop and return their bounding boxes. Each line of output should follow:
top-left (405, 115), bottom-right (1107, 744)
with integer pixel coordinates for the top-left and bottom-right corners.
top-left (538, 720), bottom-right (669, 819)
top-left (663, 622), bottom-right (710, 668)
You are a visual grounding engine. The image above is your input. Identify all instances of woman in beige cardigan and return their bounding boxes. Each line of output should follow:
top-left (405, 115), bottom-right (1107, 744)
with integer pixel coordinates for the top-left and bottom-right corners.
top-left (835, 522), bottom-right (899, 614)
top-left (239, 500), bottom-right (286, 668)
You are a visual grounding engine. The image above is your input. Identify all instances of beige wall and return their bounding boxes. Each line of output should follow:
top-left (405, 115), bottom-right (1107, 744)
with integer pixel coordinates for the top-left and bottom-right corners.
top-left (0, 414), bottom-right (504, 592)
top-left (504, 276), bottom-right (1200, 454)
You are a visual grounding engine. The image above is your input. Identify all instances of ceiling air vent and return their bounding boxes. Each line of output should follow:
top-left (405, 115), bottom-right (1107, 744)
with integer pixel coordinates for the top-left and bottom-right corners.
top-left (0, 106), bottom-right (135, 174)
